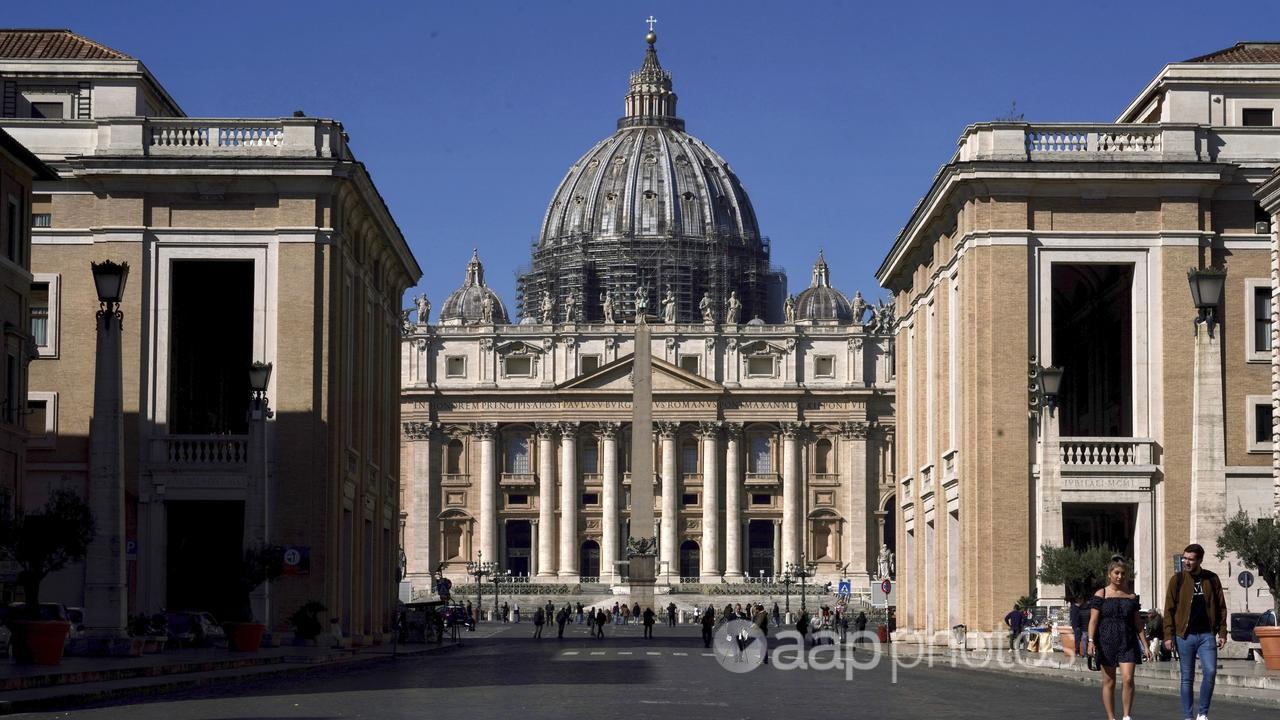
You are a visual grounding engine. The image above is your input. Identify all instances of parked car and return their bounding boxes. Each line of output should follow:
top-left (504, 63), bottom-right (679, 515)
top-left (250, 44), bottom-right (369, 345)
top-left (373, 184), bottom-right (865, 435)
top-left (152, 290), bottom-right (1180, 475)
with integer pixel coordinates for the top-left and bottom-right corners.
top-left (165, 611), bottom-right (226, 647)
top-left (7, 601), bottom-right (69, 622)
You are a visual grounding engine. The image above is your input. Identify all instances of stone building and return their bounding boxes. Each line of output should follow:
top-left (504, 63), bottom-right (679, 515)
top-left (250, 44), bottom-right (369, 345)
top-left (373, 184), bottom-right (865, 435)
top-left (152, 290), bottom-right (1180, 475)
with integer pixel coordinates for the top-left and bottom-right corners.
top-left (400, 33), bottom-right (896, 596)
top-left (877, 42), bottom-right (1280, 642)
top-left (0, 127), bottom-right (57, 586)
top-left (0, 29), bottom-right (420, 643)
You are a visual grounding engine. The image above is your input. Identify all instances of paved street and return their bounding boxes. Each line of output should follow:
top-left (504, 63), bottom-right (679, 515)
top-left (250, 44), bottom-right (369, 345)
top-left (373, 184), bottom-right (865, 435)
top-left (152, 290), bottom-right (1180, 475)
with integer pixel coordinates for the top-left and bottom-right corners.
top-left (15, 623), bottom-right (1274, 719)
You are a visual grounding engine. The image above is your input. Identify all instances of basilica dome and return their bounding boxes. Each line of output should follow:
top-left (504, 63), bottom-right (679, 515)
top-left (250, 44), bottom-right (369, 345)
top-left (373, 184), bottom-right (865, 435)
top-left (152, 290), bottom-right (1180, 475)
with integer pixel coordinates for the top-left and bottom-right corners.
top-left (440, 250), bottom-right (509, 325)
top-left (517, 32), bottom-right (781, 324)
top-left (794, 253), bottom-right (855, 324)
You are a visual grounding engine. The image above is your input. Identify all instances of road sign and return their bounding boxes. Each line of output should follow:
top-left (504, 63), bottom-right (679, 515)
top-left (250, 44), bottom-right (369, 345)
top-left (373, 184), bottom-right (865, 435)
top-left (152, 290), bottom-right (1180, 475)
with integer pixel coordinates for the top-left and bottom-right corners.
top-left (1238, 571), bottom-right (1254, 589)
top-left (282, 546), bottom-right (311, 576)
top-left (838, 580), bottom-right (852, 595)
top-left (881, 579), bottom-right (892, 596)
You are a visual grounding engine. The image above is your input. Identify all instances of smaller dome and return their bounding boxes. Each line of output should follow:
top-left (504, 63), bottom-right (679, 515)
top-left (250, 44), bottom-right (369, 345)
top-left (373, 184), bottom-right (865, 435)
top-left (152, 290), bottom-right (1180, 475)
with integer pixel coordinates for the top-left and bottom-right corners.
top-left (440, 250), bottom-right (509, 325)
top-left (795, 252), bottom-right (853, 324)
top-left (746, 316), bottom-right (766, 326)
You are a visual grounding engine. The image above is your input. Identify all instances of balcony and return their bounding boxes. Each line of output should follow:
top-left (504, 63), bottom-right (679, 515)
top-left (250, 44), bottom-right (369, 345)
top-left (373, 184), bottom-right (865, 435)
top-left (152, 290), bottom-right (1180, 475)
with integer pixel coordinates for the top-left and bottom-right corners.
top-left (499, 473), bottom-right (536, 487)
top-left (2, 117), bottom-right (349, 160)
top-left (150, 435), bottom-right (248, 469)
top-left (1057, 437), bottom-right (1158, 492)
top-left (744, 472), bottom-right (780, 487)
top-left (955, 122), bottom-right (1280, 165)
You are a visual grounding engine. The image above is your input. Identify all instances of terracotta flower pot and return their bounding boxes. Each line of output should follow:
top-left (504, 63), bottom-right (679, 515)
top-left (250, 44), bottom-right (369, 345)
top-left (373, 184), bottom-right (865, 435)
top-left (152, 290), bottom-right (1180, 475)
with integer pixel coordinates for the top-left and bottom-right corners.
top-left (11, 620), bottom-right (71, 665)
top-left (225, 622), bottom-right (266, 652)
top-left (1059, 626), bottom-right (1077, 657)
top-left (1256, 625), bottom-right (1280, 671)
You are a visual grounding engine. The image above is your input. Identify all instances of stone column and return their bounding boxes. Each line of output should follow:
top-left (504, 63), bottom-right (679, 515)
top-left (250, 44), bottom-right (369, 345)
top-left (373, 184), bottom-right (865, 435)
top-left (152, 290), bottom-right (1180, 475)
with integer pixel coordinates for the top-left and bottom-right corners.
top-left (529, 519), bottom-right (539, 579)
top-left (723, 423), bottom-right (744, 579)
top-left (536, 423), bottom-right (558, 577)
top-left (1036, 409), bottom-right (1065, 605)
top-left (781, 423), bottom-right (804, 568)
top-left (699, 421), bottom-right (721, 581)
top-left (85, 299), bottom-right (128, 643)
top-left (773, 519), bottom-right (783, 576)
top-left (558, 422), bottom-right (580, 578)
top-left (403, 421), bottom-right (438, 596)
top-left (657, 421), bottom-right (680, 578)
top-left (599, 423), bottom-right (621, 583)
top-left (1190, 325), bottom-right (1227, 571)
top-left (474, 422), bottom-right (499, 564)
top-left (842, 421), bottom-right (870, 575)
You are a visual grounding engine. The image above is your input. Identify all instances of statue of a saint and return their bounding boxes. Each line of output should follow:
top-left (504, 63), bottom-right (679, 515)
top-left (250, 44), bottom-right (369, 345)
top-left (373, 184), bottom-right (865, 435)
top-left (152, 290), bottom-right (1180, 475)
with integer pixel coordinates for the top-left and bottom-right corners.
top-left (725, 291), bottom-right (741, 325)
top-left (400, 309), bottom-right (412, 335)
top-left (481, 293), bottom-right (494, 324)
top-left (877, 544), bottom-right (894, 579)
top-left (851, 291), bottom-right (866, 326)
top-left (783, 294), bottom-right (797, 323)
top-left (564, 292), bottom-right (578, 323)
top-left (415, 294), bottom-right (431, 325)
top-left (662, 289), bottom-right (677, 324)
top-left (699, 291), bottom-right (715, 324)
top-left (634, 284), bottom-right (650, 321)
top-left (601, 291), bottom-right (616, 324)
top-left (541, 290), bottom-right (554, 324)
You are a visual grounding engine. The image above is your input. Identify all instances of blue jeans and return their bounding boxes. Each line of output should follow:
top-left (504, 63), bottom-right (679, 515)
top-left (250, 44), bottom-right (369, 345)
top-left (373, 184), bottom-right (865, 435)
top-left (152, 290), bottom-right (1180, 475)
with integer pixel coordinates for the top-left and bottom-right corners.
top-left (1073, 628), bottom-right (1088, 656)
top-left (1175, 632), bottom-right (1218, 718)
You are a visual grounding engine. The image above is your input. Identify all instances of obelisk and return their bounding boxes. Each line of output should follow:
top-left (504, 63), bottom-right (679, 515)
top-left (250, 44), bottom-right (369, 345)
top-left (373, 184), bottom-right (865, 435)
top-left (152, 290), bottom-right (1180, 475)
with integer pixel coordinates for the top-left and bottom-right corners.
top-left (627, 311), bottom-right (658, 610)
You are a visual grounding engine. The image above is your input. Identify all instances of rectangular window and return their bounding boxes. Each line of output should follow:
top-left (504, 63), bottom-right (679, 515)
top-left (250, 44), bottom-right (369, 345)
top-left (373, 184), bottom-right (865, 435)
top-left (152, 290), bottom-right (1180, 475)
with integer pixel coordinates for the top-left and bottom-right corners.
top-left (24, 400), bottom-right (46, 438)
top-left (581, 443), bottom-right (599, 474)
top-left (1247, 395), bottom-right (1273, 453)
top-left (746, 355), bottom-right (774, 377)
top-left (581, 492), bottom-right (600, 506)
top-left (446, 356), bottom-right (466, 378)
top-left (681, 493), bottom-right (698, 506)
top-left (6, 196), bottom-right (19, 262)
top-left (4, 354), bottom-right (16, 424)
top-left (504, 356), bottom-right (533, 377)
top-left (679, 355), bottom-right (700, 374)
top-left (1246, 279), bottom-right (1272, 361)
top-left (32, 213), bottom-right (51, 228)
top-left (30, 282), bottom-right (49, 348)
top-left (580, 355), bottom-right (600, 374)
top-left (507, 493), bottom-right (529, 506)
top-left (1242, 108), bottom-right (1274, 127)
top-left (30, 102), bottom-right (65, 119)
top-left (813, 355), bottom-right (834, 377)
top-left (751, 493), bottom-right (772, 506)
top-left (748, 436), bottom-right (772, 473)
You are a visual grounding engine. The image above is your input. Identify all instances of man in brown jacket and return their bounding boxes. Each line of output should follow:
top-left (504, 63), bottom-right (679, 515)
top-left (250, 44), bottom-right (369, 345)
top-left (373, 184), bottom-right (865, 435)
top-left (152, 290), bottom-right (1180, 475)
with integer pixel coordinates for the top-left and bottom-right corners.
top-left (1161, 544), bottom-right (1227, 720)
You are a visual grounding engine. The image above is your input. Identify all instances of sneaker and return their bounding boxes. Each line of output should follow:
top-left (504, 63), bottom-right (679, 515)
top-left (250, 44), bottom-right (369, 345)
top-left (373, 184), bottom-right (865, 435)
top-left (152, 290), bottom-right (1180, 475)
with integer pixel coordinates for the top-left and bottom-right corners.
top-left (1195, 715), bottom-right (1207, 720)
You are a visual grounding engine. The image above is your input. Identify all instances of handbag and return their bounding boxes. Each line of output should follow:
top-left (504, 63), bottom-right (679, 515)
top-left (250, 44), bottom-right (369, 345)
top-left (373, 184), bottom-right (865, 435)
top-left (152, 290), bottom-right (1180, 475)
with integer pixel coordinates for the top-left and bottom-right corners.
top-left (1087, 648), bottom-right (1101, 671)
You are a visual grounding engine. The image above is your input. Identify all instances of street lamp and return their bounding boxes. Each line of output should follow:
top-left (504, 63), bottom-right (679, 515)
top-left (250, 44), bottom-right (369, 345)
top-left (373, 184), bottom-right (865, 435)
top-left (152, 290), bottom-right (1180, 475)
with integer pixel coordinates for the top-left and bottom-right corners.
top-left (1187, 267), bottom-right (1226, 334)
top-left (84, 260), bottom-right (131, 647)
top-left (787, 553), bottom-right (818, 613)
top-left (465, 551), bottom-right (494, 623)
top-left (491, 569), bottom-right (512, 620)
top-left (1039, 365), bottom-right (1064, 411)
top-left (778, 569), bottom-right (795, 614)
top-left (246, 361), bottom-right (274, 628)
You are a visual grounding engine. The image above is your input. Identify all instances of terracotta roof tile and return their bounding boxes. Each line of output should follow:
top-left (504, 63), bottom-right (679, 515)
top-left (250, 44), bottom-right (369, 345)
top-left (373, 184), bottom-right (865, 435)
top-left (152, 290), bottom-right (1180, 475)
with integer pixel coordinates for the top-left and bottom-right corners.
top-left (1185, 42), bottom-right (1280, 64)
top-left (0, 29), bottom-right (132, 60)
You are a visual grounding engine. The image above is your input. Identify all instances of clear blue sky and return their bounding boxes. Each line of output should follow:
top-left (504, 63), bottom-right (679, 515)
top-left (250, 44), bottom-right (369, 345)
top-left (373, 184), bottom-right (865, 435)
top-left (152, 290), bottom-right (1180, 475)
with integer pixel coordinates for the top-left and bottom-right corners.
top-left (12, 1), bottom-right (1280, 310)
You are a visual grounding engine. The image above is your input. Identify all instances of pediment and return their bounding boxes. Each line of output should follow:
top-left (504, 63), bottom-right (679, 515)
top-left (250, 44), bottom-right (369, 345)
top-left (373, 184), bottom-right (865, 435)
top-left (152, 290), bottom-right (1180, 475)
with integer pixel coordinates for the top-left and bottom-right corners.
top-left (496, 340), bottom-right (543, 356)
top-left (739, 339), bottom-right (787, 356)
top-left (557, 353), bottom-right (723, 392)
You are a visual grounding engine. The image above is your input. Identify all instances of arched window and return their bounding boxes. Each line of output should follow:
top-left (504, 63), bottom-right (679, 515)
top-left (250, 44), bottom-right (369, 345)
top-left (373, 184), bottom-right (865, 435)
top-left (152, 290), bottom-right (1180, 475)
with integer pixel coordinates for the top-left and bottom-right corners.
top-left (748, 435), bottom-right (772, 474)
top-left (445, 439), bottom-right (464, 475)
top-left (680, 440), bottom-right (699, 475)
top-left (814, 438), bottom-right (832, 474)
top-left (505, 432), bottom-right (530, 474)
top-left (679, 540), bottom-right (700, 580)
top-left (580, 540), bottom-right (600, 578)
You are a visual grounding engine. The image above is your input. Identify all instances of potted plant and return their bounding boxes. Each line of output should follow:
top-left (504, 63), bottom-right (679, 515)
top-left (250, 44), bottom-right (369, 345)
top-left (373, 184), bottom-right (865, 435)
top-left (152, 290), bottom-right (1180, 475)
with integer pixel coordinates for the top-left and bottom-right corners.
top-left (224, 544), bottom-right (284, 651)
top-left (1037, 544), bottom-right (1117, 656)
top-left (0, 489), bottom-right (95, 664)
top-left (1217, 510), bottom-right (1280, 670)
top-left (287, 601), bottom-right (327, 646)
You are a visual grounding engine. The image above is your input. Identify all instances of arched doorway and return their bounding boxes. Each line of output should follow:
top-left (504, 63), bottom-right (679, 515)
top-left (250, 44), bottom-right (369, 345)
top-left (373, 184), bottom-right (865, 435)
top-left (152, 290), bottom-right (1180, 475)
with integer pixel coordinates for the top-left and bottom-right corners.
top-left (579, 540), bottom-right (600, 579)
top-left (679, 540), bottom-right (700, 580)
top-left (748, 520), bottom-right (774, 578)
top-left (506, 520), bottom-right (531, 577)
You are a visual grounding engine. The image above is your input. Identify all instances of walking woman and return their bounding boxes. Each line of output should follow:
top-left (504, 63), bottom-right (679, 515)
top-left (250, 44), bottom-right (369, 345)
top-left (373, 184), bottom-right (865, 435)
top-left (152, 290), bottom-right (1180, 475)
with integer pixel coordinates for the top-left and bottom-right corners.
top-left (1087, 559), bottom-right (1153, 720)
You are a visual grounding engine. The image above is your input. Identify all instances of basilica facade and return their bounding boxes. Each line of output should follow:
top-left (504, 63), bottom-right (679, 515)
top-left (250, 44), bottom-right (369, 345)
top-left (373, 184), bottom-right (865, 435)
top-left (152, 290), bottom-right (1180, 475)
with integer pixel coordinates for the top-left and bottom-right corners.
top-left (400, 33), bottom-right (896, 595)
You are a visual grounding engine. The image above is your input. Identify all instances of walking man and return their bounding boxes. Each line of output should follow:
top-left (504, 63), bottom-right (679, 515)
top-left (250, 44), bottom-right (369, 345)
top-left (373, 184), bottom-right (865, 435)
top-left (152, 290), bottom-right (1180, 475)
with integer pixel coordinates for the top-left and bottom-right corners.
top-left (642, 607), bottom-right (656, 639)
top-left (667, 602), bottom-right (677, 628)
top-left (1163, 543), bottom-right (1227, 720)
top-left (701, 607), bottom-right (716, 648)
top-left (532, 607), bottom-right (545, 639)
top-left (556, 606), bottom-right (569, 638)
top-left (855, 610), bottom-right (868, 645)
top-left (595, 608), bottom-right (607, 638)
top-left (1003, 604), bottom-right (1026, 651)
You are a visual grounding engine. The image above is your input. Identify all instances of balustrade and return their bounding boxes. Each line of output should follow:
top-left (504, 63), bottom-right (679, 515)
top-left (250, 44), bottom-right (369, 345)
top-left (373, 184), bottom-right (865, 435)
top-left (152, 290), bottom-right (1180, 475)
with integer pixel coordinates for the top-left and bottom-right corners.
top-left (1059, 437), bottom-right (1154, 466)
top-left (157, 435), bottom-right (249, 466)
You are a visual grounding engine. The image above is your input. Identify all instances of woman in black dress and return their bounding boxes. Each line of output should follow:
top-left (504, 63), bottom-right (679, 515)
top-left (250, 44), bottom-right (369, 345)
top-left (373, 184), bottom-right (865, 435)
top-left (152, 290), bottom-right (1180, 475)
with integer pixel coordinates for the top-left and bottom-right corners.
top-left (1087, 560), bottom-right (1153, 720)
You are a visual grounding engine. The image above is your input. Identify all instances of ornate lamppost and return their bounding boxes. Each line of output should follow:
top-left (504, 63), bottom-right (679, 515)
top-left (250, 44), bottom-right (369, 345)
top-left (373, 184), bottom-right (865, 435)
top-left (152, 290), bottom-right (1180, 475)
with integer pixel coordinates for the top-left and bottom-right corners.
top-left (778, 568), bottom-right (795, 615)
top-left (491, 569), bottom-right (512, 620)
top-left (84, 260), bottom-right (129, 648)
top-left (466, 552), bottom-right (494, 622)
top-left (246, 361), bottom-right (273, 626)
top-left (787, 552), bottom-right (818, 613)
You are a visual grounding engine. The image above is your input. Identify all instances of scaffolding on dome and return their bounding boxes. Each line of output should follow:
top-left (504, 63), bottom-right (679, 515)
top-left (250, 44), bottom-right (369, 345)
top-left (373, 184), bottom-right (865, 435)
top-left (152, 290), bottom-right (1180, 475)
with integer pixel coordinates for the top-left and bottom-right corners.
top-left (516, 231), bottom-right (782, 325)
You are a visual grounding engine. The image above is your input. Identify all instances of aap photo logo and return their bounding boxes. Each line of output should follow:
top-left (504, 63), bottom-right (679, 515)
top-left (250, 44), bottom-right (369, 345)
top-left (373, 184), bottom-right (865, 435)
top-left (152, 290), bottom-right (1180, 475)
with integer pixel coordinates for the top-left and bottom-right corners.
top-left (712, 619), bottom-right (767, 673)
